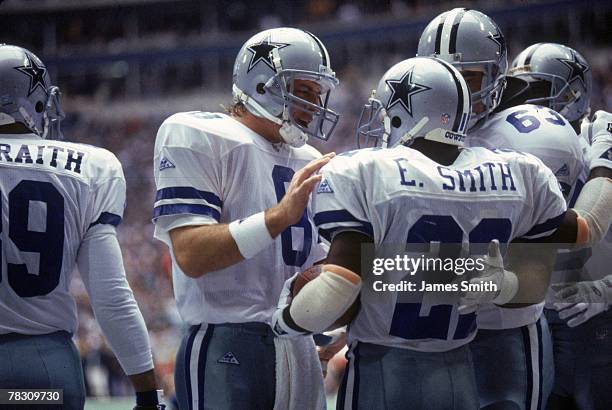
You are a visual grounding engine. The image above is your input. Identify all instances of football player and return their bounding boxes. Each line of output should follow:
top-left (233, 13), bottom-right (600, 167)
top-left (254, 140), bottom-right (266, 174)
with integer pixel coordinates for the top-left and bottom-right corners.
top-left (152, 28), bottom-right (338, 410)
top-left (510, 43), bottom-right (612, 409)
top-left (417, 9), bottom-right (612, 410)
top-left (0, 45), bottom-right (164, 409)
top-left (273, 56), bottom-right (583, 409)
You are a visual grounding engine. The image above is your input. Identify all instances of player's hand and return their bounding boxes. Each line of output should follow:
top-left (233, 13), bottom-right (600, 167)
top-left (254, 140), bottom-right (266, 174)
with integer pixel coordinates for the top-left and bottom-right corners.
top-left (267, 153), bottom-right (335, 234)
top-left (458, 240), bottom-right (518, 314)
top-left (552, 277), bottom-right (612, 327)
top-left (315, 328), bottom-right (347, 377)
top-left (271, 273), bottom-right (309, 338)
top-left (589, 110), bottom-right (612, 143)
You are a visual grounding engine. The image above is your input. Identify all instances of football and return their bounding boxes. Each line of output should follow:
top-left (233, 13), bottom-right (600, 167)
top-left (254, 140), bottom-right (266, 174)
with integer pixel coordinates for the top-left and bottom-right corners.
top-left (291, 264), bottom-right (324, 297)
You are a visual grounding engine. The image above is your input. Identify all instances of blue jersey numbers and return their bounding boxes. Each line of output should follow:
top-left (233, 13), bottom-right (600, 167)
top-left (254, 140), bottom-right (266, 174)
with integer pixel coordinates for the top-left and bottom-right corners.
top-left (1, 181), bottom-right (65, 297)
top-left (272, 165), bottom-right (312, 267)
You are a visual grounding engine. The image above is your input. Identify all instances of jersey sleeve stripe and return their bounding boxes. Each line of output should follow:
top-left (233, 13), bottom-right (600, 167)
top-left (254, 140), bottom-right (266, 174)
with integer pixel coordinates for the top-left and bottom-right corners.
top-left (520, 212), bottom-right (565, 239)
top-left (153, 203), bottom-right (221, 222)
top-left (319, 226), bottom-right (374, 241)
top-left (89, 212), bottom-right (122, 228)
top-left (313, 210), bottom-right (374, 240)
top-left (155, 187), bottom-right (222, 208)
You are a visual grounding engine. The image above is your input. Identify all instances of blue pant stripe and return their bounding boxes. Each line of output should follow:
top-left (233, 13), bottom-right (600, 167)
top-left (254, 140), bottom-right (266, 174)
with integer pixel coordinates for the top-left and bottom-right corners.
top-left (521, 325), bottom-right (534, 410)
top-left (536, 320), bottom-right (544, 410)
top-left (352, 343), bottom-right (360, 410)
top-left (197, 324), bottom-right (214, 410)
top-left (184, 324), bottom-right (201, 410)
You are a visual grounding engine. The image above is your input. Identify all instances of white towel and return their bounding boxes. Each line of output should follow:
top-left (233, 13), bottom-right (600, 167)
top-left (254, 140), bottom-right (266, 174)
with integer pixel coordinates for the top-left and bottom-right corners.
top-left (273, 335), bottom-right (326, 410)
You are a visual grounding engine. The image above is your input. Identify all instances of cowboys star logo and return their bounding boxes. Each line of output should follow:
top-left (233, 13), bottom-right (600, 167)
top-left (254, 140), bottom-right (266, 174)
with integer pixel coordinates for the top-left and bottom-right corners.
top-left (487, 29), bottom-right (506, 57)
top-left (14, 54), bottom-right (48, 96)
top-left (246, 40), bottom-right (289, 73)
top-left (556, 51), bottom-right (590, 89)
top-left (385, 68), bottom-right (431, 117)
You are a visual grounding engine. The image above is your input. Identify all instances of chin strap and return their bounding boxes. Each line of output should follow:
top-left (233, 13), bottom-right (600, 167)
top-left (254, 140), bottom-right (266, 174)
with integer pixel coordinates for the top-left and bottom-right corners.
top-left (232, 84), bottom-right (308, 147)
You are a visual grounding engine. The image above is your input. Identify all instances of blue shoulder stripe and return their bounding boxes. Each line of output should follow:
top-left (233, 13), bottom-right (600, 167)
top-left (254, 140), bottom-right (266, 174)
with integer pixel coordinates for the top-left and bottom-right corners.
top-left (155, 187), bottom-right (222, 208)
top-left (153, 203), bottom-right (220, 222)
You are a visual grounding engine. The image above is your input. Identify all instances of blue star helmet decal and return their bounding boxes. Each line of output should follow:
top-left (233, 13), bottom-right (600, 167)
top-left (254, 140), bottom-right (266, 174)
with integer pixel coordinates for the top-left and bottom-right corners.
top-left (385, 68), bottom-right (431, 117)
top-left (556, 50), bottom-right (590, 89)
top-left (487, 28), bottom-right (506, 57)
top-left (246, 40), bottom-right (290, 73)
top-left (14, 53), bottom-right (48, 96)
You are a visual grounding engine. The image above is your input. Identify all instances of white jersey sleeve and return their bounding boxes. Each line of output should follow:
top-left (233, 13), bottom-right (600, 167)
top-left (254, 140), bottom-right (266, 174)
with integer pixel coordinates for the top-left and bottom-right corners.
top-left (512, 153), bottom-right (567, 241)
top-left (77, 224), bottom-right (153, 375)
top-left (88, 148), bottom-right (126, 228)
top-left (153, 113), bottom-right (224, 246)
top-left (312, 151), bottom-right (373, 242)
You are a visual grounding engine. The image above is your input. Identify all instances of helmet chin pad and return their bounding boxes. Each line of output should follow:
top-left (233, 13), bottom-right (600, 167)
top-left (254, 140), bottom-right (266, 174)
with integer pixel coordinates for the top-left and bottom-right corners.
top-left (279, 121), bottom-right (308, 147)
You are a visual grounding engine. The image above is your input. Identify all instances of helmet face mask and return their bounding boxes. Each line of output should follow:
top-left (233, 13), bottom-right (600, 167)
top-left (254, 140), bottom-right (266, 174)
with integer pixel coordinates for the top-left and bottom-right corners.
top-left (0, 44), bottom-right (64, 139)
top-left (266, 69), bottom-right (339, 142)
top-left (509, 43), bottom-right (592, 122)
top-left (232, 28), bottom-right (340, 147)
top-left (42, 86), bottom-right (65, 140)
top-left (356, 94), bottom-right (388, 148)
top-left (455, 62), bottom-right (506, 127)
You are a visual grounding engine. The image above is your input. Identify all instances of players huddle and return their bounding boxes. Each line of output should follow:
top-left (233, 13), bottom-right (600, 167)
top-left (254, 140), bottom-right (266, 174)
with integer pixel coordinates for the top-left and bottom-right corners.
top-left (1, 7), bottom-right (611, 410)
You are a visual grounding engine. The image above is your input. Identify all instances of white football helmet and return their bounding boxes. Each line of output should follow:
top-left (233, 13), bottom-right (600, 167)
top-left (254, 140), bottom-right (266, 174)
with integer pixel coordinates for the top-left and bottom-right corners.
top-left (417, 8), bottom-right (507, 129)
top-left (356, 57), bottom-right (471, 148)
top-left (0, 44), bottom-right (64, 139)
top-left (509, 43), bottom-right (592, 123)
top-left (232, 28), bottom-right (339, 147)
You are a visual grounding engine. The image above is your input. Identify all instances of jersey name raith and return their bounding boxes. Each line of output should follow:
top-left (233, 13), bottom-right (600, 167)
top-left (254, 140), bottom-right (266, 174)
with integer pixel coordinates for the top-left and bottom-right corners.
top-left (0, 143), bottom-right (85, 174)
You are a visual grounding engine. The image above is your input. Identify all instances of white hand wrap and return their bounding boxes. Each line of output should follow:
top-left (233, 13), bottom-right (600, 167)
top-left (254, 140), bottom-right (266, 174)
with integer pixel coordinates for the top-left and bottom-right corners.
top-left (228, 211), bottom-right (274, 259)
top-left (573, 177), bottom-right (612, 245)
top-left (492, 270), bottom-right (519, 305)
top-left (289, 269), bottom-right (361, 333)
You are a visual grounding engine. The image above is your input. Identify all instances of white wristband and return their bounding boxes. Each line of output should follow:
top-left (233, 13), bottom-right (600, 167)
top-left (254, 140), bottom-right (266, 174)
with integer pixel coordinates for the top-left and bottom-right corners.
top-left (228, 211), bottom-right (274, 259)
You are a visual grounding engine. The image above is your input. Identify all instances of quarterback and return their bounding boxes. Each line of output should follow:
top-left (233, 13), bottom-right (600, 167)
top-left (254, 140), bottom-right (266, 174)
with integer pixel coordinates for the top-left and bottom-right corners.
top-left (152, 28), bottom-right (337, 409)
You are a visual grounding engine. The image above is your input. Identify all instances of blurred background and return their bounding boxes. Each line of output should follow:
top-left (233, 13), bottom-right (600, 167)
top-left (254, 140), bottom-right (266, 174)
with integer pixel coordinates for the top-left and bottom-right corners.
top-left (1, 0), bottom-right (611, 408)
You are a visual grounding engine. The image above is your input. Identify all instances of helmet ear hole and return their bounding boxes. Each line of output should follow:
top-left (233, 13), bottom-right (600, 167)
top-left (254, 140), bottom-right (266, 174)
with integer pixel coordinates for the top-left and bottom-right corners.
top-left (391, 116), bottom-right (402, 128)
top-left (35, 101), bottom-right (44, 113)
top-left (256, 83), bottom-right (266, 94)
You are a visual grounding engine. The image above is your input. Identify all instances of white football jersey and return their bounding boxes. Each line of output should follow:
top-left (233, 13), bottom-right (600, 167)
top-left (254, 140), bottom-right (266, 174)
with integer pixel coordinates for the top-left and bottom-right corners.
top-left (468, 104), bottom-right (589, 328)
top-left (312, 146), bottom-right (566, 352)
top-left (153, 112), bottom-right (326, 326)
top-left (0, 133), bottom-right (125, 335)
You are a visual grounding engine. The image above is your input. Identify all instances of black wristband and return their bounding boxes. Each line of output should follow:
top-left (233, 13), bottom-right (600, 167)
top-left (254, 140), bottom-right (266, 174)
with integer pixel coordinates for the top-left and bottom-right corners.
top-left (282, 306), bottom-right (310, 333)
top-left (136, 390), bottom-right (159, 406)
